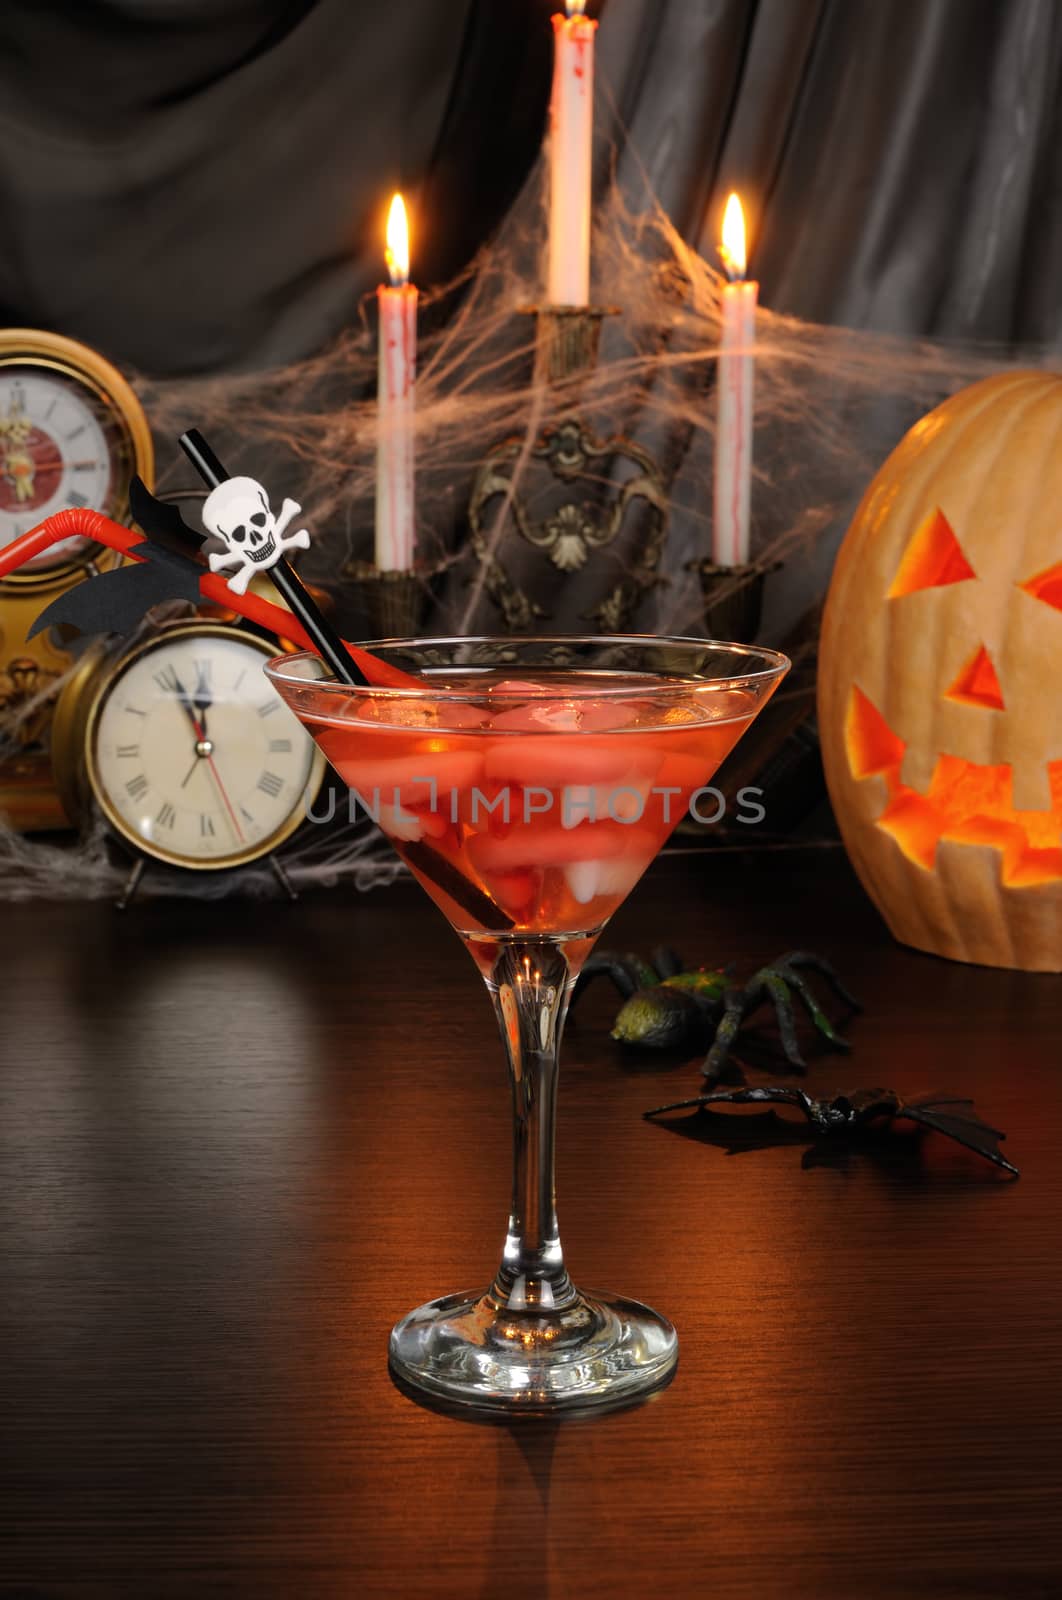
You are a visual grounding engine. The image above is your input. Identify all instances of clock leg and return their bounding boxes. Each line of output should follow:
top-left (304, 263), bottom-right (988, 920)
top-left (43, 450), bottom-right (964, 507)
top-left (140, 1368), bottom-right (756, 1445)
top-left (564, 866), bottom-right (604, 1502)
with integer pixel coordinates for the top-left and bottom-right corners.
top-left (269, 854), bottom-right (298, 902)
top-left (116, 856), bottom-right (147, 911)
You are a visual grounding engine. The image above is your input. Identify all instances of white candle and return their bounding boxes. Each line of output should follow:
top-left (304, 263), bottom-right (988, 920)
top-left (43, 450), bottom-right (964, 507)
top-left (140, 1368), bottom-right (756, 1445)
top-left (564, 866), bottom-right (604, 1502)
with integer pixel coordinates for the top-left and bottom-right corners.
top-left (548, 1), bottom-right (597, 308)
top-left (713, 193), bottom-right (758, 567)
top-left (375, 193), bottom-right (417, 572)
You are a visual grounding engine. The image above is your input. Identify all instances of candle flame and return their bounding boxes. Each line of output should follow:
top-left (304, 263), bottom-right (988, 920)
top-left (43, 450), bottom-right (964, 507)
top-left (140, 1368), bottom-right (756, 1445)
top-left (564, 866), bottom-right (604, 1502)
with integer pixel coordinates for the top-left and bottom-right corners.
top-left (566, 0), bottom-right (587, 15)
top-left (720, 192), bottom-right (747, 281)
top-left (385, 193), bottom-right (410, 286)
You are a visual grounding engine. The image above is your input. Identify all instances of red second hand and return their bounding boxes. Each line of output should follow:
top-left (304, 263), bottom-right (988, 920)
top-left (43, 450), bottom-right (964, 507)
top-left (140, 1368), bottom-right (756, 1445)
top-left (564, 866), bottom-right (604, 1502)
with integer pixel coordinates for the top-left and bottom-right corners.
top-left (205, 753), bottom-right (246, 846)
top-left (187, 708), bottom-right (245, 845)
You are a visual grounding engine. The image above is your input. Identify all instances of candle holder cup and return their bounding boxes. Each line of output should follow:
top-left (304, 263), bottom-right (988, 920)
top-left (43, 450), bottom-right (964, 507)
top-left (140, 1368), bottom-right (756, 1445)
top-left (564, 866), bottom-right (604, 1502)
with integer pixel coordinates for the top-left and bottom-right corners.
top-left (344, 560), bottom-right (438, 638)
top-left (466, 304), bottom-right (667, 635)
top-left (686, 558), bottom-right (780, 644)
top-left (526, 305), bottom-right (620, 385)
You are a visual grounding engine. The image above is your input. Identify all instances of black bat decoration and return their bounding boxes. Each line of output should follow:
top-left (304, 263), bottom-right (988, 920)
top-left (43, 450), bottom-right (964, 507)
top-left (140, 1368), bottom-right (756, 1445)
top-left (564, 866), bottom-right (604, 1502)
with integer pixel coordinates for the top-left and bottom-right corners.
top-left (644, 1085), bottom-right (1019, 1176)
top-left (29, 478), bottom-right (206, 641)
top-left (127, 475), bottom-right (205, 558)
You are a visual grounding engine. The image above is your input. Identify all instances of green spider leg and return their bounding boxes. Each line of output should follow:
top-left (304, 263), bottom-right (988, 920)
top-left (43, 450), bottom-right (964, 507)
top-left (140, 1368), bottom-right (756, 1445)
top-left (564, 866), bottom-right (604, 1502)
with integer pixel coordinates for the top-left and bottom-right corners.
top-left (770, 965), bottom-right (852, 1052)
top-left (777, 952), bottom-right (861, 1013)
top-left (703, 971), bottom-right (807, 1077)
top-left (703, 985), bottom-right (745, 1078)
top-left (651, 946), bottom-right (684, 979)
top-left (759, 971), bottom-right (807, 1066)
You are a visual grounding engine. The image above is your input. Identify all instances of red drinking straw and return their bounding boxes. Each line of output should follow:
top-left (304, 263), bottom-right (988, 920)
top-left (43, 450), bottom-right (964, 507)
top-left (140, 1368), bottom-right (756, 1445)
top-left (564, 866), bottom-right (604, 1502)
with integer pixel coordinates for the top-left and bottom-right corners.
top-left (0, 505), bottom-right (417, 689)
top-left (0, 480), bottom-right (514, 924)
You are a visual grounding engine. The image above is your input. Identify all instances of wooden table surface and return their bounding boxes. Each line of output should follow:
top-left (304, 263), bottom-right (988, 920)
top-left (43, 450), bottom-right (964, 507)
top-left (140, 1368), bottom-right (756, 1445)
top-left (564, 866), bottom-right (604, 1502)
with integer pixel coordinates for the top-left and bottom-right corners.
top-left (2, 845), bottom-right (1061, 1599)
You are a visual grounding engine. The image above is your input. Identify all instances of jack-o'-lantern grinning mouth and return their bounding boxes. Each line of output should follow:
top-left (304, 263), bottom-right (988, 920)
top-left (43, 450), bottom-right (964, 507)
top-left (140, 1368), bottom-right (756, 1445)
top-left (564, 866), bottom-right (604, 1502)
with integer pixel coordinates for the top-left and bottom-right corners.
top-left (845, 686), bottom-right (1062, 887)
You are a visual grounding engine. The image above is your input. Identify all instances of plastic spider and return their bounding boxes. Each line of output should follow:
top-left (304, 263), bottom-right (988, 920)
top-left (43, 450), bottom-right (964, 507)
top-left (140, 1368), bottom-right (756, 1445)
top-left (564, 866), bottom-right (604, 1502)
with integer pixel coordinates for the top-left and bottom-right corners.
top-left (571, 946), bottom-right (860, 1080)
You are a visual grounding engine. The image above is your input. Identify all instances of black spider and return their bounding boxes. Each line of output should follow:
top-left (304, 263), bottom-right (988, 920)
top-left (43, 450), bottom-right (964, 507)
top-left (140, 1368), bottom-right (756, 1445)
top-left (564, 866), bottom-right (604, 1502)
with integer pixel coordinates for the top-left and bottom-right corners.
top-left (572, 946), bottom-right (859, 1080)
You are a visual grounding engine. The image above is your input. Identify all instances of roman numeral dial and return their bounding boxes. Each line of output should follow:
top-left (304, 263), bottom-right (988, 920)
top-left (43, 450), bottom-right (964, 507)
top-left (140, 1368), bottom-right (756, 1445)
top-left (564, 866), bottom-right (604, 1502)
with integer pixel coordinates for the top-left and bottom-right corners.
top-left (89, 627), bottom-right (324, 871)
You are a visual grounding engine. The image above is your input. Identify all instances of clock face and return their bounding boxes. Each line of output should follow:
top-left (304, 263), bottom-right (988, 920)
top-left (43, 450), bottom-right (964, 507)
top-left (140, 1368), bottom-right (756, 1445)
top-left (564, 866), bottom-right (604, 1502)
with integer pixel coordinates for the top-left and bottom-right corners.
top-left (88, 627), bottom-right (324, 869)
top-left (0, 362), bottom-right (130, 574)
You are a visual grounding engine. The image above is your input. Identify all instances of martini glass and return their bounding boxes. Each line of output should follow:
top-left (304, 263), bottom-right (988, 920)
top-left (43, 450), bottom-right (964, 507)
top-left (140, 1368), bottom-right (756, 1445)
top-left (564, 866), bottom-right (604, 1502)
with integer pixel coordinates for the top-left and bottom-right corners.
top-left (266, 635), bottom-right (788, 1414)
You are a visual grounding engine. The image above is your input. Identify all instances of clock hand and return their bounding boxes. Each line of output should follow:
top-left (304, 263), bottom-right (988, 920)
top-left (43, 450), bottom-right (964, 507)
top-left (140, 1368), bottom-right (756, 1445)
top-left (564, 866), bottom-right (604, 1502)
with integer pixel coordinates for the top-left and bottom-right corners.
top-left (168, 667), bottom-right (203, 738)
top-left (3, 448), bottom-right (35, 502)
top-left (192, 660), bottom-right (213, 735)
top-left (0, 411), bottom-right (30, 444)
top-left (8, 455), bottom-right (97, 473)
top-left (168, 668), bottom-right (244, 843)
top-left (202, 754), bottom-right (245, 846)
top-left (175, 728), bottom-right (243, 844)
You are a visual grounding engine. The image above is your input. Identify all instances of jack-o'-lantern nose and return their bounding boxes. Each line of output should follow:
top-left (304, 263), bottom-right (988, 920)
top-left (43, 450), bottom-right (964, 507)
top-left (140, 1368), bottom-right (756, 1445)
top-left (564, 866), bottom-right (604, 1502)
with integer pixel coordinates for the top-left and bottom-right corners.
top-left (945, 644), bottom-right (1005, 711)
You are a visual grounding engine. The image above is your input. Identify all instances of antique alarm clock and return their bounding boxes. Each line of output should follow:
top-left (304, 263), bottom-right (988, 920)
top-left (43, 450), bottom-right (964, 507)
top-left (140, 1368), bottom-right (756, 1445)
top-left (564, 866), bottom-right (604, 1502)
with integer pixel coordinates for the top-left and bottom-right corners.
top-left (52, 619), bottom-right (326, 903)
top-left (0, 328), bottom-right (154, 827)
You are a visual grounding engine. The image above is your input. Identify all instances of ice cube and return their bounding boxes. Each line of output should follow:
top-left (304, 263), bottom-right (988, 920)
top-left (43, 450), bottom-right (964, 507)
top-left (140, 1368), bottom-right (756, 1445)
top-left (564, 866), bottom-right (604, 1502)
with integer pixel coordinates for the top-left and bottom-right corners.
top-left (468, 819), bottom-right (657, 872)
top-left (488, 679), bottom-right (548, 695)
top-left (488, 698), bottom-right (638, 734)
top-left (489, 701), bottom-right (581, 733)
top-left (574, 701), bottom-right (641, 732)
top-left (487, 868), bottom-right (538, 915)
top-left (484, 736), bottom-right (659, 789)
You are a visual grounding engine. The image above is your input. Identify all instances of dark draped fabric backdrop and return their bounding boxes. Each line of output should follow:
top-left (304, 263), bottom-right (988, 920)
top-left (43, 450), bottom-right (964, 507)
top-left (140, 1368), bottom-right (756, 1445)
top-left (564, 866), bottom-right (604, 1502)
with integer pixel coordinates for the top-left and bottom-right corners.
top-left (1, 0), bottom-right (1059, 375)
top-left (600, 0), bottom-right (1062, 345)
top-left (0, 0), bottom-right (549, 373)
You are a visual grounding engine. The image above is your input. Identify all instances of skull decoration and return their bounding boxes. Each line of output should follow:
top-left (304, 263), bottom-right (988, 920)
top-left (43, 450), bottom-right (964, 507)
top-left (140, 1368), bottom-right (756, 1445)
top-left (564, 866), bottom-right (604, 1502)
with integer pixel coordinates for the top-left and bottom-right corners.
top-left (201, 476), bottom-right (310, 595)
top-left (819, 371), bottom-right (1062, 972)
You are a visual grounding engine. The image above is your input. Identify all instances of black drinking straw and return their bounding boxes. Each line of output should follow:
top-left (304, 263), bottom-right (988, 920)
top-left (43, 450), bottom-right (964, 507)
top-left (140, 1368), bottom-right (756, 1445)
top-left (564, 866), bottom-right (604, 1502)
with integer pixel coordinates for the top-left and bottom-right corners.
top-left (179, 427), bottom-right (515, 931)
top-left (179, 429), bottom-right (367, 689)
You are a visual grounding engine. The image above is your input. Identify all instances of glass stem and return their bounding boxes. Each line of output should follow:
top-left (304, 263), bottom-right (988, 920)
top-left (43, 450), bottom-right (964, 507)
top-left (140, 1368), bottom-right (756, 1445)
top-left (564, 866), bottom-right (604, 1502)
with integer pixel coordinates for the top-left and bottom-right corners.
top-left (483, 939), bottom-right (579, 1315)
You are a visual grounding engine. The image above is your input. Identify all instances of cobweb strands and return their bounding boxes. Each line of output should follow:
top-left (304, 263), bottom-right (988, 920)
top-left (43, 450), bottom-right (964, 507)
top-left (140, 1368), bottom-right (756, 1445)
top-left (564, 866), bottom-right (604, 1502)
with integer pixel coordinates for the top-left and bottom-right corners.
top-left (137, 159), bottom-right (1032, 644)
top-left (2, 159), bottom-right (1051, 901)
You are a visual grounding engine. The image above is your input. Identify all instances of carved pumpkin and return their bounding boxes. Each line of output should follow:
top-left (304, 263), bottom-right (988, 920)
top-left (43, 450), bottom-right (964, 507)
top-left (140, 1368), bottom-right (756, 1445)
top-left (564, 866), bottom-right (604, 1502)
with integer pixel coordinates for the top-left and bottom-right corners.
top-left (818, 370), bottom-right (1062, 971)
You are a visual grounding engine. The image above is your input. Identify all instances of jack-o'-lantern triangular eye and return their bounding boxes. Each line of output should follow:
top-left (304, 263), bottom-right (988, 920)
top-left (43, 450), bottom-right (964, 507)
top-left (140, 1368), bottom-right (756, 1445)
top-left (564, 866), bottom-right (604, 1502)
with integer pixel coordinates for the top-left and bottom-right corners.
top-left (888, 508), bottom-right (977, 598)
top-left (945, 645), bottom-right (1005, 710)
top-left (1019, 561), bottom-right (1062, 613)
top-left (845, 685), bottom-right (906, 776)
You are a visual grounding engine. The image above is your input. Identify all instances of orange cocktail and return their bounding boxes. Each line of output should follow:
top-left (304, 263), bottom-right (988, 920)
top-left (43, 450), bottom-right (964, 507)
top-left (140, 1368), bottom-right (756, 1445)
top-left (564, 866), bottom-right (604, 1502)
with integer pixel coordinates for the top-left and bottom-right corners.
top-left (267, 636), bottom-right (788, 1415)
top-left (304, 667), bottom-right (758, 955)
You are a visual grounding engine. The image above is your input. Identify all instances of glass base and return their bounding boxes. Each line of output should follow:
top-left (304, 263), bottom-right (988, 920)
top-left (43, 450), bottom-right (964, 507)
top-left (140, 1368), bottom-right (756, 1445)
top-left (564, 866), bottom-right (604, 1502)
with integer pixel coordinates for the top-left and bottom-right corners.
top-left (389, 1286), bottom-right (678, 1416)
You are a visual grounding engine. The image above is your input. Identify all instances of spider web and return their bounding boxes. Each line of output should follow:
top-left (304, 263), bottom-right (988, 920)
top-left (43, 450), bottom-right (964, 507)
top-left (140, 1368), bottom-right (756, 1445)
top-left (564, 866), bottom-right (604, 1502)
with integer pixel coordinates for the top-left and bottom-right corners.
top-left (0, 157), bottom-right (1049, 900)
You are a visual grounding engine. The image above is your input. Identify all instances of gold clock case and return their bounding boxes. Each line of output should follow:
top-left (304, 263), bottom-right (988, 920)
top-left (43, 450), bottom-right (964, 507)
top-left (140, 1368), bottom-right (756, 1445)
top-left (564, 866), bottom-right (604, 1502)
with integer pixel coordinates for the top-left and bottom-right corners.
top-left (61, 619), bottom-right (327, 873)
top-left (0, 329), bottom-right (154, 830)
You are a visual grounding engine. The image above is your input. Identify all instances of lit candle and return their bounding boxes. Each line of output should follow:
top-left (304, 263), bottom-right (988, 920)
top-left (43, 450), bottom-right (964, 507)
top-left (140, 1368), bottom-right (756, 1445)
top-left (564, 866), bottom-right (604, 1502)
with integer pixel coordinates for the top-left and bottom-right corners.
top-left (375, 193), bottom-right (417, 572)
top-left (548, 0), bottom-right (597, 307)
top-left (713, 193), bottom-right (758, 567)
